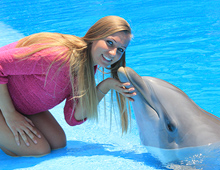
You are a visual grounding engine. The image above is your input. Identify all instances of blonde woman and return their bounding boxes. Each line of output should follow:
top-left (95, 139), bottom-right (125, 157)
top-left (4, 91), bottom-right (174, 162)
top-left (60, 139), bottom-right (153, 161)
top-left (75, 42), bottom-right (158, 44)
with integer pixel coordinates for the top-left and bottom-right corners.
top-left (0, 16), bottom-right (136, 157)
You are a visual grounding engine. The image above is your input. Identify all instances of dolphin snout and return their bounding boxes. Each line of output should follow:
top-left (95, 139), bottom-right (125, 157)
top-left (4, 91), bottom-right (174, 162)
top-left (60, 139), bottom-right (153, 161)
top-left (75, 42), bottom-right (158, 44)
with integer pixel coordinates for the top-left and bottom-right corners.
top-left (117, 67), bottom-right (129, 83)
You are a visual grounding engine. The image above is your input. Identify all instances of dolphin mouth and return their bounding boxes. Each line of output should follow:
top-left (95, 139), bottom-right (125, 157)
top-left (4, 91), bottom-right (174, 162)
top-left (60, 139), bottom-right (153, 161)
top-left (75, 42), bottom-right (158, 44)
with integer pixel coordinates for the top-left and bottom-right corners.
top-left (118, 67), bottom-right (158, 115)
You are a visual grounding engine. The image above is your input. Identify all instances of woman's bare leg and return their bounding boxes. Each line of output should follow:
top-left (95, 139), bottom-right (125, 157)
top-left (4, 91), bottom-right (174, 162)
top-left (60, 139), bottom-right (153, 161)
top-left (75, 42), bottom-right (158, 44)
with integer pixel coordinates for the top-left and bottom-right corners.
top-left (0, 111), bottom-right (51, 157)
top-left (0, 110), bottom-right (66, 157)
top-left (26, 111), bottom-right (66, 150)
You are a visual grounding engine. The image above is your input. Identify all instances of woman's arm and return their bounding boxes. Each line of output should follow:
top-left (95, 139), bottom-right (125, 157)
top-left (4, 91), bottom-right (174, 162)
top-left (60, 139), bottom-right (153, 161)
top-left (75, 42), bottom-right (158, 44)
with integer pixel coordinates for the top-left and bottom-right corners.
top-left (0, 84), bottom-right (41, 146)
top-left (74, 78), bottom-right (136, 121)
top-left (96, 78), bottom-right (136, 102)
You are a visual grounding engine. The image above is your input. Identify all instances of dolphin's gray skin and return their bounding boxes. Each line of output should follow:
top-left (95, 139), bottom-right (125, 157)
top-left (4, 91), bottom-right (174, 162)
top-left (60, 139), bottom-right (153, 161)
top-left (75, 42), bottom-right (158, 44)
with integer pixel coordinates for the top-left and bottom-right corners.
top-left (118, 67), bottom-right (220, 149)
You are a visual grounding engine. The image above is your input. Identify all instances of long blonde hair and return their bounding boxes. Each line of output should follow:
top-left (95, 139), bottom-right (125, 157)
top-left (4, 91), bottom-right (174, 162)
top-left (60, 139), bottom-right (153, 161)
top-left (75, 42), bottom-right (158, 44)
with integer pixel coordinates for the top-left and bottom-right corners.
top-left (15, 16), bottom-right (132, 133)
top-left (82, 16), bottom-right (132, 133)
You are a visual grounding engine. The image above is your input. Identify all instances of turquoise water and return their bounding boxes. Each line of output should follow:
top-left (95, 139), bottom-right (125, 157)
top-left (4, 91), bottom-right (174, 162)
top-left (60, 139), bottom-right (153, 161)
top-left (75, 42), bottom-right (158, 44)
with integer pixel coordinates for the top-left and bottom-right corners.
top-left (0, 0), bottom-right (220, 169)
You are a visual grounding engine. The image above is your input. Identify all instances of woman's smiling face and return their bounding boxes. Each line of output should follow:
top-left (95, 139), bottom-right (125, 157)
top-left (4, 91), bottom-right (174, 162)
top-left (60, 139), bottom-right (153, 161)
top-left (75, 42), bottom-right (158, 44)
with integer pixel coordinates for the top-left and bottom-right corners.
top-left (91, 31), bottom-right (131, 67)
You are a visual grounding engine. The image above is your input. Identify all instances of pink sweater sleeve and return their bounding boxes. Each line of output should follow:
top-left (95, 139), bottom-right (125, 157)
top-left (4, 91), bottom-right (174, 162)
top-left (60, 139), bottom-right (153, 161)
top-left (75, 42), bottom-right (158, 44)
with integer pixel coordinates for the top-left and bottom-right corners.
top-left (0, 42), bottom-right (67, 84)
top-left (0, 42), bottom-right (19, 83)
top-left (64, 95), bottom-right (86, 126)
top-left (0, 44), bottom-right (44, 84)
top-left (63, 65), bottom-right (97, 126)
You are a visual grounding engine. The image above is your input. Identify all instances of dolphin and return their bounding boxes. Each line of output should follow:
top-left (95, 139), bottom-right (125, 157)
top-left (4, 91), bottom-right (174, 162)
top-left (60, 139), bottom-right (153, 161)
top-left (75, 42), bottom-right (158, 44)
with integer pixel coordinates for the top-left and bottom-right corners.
top-left (117, 67), bottom-right (220, 149)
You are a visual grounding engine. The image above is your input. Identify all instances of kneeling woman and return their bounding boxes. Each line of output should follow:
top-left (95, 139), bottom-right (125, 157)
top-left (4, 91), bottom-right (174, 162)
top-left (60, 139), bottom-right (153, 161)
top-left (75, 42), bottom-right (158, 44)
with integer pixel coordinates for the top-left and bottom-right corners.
top-left (0, 16), bottom-right (136, 157)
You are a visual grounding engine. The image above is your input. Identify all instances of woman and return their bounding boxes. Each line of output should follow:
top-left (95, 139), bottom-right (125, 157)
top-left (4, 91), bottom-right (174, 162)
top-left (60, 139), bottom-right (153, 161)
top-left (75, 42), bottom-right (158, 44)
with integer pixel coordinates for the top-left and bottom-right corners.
top-left (0, 16), bottom-right (136, 157)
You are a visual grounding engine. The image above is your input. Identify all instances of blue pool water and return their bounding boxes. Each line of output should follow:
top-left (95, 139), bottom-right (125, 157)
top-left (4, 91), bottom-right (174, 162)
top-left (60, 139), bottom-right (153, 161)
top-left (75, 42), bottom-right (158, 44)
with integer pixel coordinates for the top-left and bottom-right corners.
top-left (0, 0), bottom-right (220, 169)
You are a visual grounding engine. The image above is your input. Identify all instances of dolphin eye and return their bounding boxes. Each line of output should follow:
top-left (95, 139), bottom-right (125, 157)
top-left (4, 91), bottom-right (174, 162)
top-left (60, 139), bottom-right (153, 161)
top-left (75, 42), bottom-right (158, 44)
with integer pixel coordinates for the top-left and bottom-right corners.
top-left (165, 118), bottom-right (176, 132)
top-left (167, 123), bottom-right (176, 132)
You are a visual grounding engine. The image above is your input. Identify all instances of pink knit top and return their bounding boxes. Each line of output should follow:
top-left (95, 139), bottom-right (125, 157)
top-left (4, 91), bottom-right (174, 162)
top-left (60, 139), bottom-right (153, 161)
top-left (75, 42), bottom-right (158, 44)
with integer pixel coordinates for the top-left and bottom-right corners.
top-left (0, 42), bottom-right (97, 126)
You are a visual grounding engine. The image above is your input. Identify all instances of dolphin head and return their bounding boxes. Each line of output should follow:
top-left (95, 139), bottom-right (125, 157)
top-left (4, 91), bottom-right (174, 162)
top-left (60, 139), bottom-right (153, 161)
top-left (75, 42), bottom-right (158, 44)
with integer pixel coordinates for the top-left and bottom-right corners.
top-left (117, 67), bottom-right (220, 149)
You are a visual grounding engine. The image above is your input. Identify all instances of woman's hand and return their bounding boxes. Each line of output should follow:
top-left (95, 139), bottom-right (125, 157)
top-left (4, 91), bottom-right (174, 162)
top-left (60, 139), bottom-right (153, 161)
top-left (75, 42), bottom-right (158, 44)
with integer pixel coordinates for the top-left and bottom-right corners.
top-left (98, 78), bottom-right (136, 102)
top-left (4, 111), bottom-right (41, 146)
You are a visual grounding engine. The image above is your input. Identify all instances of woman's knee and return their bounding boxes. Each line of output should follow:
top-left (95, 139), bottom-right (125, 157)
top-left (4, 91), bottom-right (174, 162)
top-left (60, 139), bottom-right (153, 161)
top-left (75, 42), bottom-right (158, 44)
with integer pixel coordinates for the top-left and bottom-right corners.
top-left (27, 110), bottom-right (66, 150)
top-left (1, 140), bottom-right (51, 157)
top-left (50, 132), bottom-right (67, 150)
top-left (21, 139), bottom-right (51, 157)
top-left (31, 141), bottom-right (51, 157)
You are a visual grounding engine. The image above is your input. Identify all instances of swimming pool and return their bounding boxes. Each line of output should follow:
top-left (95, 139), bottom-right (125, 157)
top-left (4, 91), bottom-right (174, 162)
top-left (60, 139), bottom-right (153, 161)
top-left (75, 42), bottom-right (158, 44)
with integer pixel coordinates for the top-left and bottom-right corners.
top-left (0, 0), bottom-right (220, 169)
